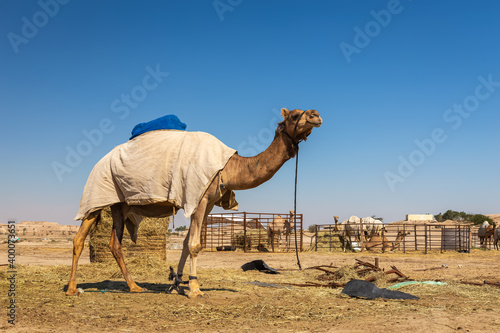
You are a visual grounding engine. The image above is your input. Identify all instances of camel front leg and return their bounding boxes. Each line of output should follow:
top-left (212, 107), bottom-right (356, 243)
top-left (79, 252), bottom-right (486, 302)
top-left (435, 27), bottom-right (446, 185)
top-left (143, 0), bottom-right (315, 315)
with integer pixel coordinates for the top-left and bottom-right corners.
top-left (181, 197), bottom-right (214, 299)
top-left (66, 212), bottom-right (99, 296)
top-left (167, 234), bottom-right (191, 295)
top-left (109, 204), bottom-right (143, 292)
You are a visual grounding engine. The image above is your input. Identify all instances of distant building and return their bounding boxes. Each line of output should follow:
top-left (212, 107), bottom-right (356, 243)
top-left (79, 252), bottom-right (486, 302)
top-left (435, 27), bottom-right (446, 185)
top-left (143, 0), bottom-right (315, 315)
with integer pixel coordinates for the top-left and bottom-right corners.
top-left (406, 214), bottom-right (434, 221)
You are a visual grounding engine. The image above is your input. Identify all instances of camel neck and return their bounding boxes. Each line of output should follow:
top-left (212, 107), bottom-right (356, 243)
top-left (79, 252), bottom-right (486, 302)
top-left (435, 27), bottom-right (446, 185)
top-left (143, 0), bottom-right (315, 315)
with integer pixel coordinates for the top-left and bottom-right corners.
top-left (222, 131), bottom-right (296, 191)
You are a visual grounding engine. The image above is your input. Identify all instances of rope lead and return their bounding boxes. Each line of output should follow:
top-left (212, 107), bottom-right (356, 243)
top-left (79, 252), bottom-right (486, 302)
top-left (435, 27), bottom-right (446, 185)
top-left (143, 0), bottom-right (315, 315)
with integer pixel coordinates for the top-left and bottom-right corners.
top-left (293, 143), bottom-right (302, 270)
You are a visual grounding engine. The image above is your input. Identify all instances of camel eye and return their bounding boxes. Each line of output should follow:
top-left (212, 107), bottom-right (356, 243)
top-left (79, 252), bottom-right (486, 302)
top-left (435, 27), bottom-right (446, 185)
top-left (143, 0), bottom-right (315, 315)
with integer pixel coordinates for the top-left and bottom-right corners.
top-left (291, 114), bottom-right (299, 120)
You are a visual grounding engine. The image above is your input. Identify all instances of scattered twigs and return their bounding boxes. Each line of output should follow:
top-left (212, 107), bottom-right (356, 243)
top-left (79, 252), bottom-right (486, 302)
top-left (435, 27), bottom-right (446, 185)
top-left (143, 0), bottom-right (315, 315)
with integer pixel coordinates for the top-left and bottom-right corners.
top-left (356, 267), bottom-right (376, 274)
top-left (354, 260), bottom-right (411, 282)
top-left (278, 258), bottom-right (414, 289)
top-left (384, 265), bottom-right (412, 283)
top-left (304, 264), bottom-right (341, 281)
top-left (280, 281), bottom-right (346, 288)
top-left (308, 266), bottom-right (338, 274)
top-left (387, 266), bottom-right (408, 278)
top-left (354, 259), bottom-right (381, 271)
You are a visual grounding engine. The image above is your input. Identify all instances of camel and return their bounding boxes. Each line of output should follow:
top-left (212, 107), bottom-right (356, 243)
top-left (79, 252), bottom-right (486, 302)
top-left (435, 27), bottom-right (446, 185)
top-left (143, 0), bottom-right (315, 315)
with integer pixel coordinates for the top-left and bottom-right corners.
top-left (66, 108), bottom-right (322, 299)
top-left (484, 222), bottom-right (496, 250)
top-left (340, 216), bottom-right (384, 251)
top-left (267, 210), bottom-right (294, 252)
top-left (362, 217), bottom-right (384, 240)
top-left (363, 230), bottom-right (410, 252)
top-left (478, 221), bottom-right (489, 246)
top-left (478, 221), bottom-right (496, 249)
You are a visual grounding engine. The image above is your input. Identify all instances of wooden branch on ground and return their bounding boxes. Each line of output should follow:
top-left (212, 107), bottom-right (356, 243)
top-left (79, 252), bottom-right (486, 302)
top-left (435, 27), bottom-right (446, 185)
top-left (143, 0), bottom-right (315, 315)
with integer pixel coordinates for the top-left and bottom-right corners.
top-left (461, 280), bottom-right (500, 288)
top-left (354, 259), bottom-right (381, 271)
top-left (308, 266), bottom-right (338, 274)
top-left (280, 281), bottom-right (346, 288)
top-left (387, 266), bottom-right (409, 279)
top-left (413, 266), bottom-right (448, 271)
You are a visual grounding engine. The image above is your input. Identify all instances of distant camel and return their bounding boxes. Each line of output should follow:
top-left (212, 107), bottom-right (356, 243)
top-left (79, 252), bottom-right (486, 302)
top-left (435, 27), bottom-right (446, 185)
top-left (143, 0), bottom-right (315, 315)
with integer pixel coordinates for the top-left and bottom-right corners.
top-left (484, 222), bottom-right (496, 250)
top-left (479, 221), bottom-right (496, 249)
top-left (267, 211), bottom-right (294, 252)
top-left (478, 221), bottom-right (490, 247)
top-left (363, 230), bottom-right (410, 252)
top-left (340, 216), bottom-right (384, 251)
top-left (494, 226), bottom-right (500, 251)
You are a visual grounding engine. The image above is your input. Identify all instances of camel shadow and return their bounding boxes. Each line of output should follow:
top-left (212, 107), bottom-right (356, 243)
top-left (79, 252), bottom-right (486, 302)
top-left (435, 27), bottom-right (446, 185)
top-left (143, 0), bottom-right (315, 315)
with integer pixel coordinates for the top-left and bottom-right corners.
top-left (62, 280), bottom-right (238, 295)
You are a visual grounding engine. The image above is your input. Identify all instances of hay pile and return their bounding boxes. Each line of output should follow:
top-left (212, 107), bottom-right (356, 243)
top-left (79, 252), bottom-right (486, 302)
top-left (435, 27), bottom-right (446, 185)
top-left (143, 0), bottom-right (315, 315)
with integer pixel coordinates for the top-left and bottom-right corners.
top-left (313, 264), bottom-right (390, 288)
top-left (89, 207), bottom-right (170, 263)
top-left (231, 229), bottom-right (269, 251)
top-left (311, 231), bottom-right (344, 252)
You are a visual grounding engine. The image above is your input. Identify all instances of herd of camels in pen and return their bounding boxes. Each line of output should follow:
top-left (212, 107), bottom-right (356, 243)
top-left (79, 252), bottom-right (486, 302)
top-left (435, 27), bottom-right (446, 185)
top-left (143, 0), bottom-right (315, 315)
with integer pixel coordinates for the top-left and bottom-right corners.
top-left (267, 214), bottom-right (500, 252)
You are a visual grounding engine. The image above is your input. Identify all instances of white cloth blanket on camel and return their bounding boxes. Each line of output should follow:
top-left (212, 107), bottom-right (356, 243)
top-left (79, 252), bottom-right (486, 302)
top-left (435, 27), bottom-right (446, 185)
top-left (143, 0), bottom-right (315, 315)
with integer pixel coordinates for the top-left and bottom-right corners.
top-left (75, 130), bottom-right (239, 235)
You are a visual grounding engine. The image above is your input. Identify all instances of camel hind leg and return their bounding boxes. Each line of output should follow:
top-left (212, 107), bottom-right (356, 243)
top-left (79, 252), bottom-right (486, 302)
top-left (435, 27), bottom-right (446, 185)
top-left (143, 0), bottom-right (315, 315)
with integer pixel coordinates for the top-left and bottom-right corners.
top-left (269, 232), bottom-right (275, 252)
top-left (109, 203), bottom-right (143, 293)
top-left (66, 211), bottom-right (100, 296)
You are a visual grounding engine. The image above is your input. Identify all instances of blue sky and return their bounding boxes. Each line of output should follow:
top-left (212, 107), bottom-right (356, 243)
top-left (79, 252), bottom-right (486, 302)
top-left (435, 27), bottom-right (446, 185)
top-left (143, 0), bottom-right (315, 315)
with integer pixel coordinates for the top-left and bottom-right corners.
top-left (1, 0), bottom-right (499, 228)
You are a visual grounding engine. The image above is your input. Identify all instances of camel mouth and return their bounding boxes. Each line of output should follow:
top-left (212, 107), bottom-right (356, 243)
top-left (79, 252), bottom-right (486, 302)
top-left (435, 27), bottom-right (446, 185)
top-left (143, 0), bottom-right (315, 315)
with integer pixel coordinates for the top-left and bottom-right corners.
top-left (308, 120), bottom-right (322, 128)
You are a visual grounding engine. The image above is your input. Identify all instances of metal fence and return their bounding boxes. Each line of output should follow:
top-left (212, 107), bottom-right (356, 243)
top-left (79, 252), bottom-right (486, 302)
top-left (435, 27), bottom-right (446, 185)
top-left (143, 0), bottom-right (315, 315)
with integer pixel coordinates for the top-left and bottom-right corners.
top-left (201, 212), bottom-right (303, 253)
top-left (313, 223), bottom-right (474, 253)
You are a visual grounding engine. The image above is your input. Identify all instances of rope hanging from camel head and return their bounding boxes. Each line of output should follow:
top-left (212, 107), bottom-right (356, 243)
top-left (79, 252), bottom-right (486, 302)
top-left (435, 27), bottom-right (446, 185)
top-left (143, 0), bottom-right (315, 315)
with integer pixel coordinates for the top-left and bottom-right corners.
top-left (276, 109), bottom-right (308, 269)
top-left (291, 110), bottom-right (307, 270)
top-left (293, 146), bottom-right (302, 270)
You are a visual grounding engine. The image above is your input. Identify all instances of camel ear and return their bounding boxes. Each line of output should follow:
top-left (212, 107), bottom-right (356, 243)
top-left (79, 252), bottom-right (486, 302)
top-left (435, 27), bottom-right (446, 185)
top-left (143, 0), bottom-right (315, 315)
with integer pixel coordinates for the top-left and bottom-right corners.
top-left (281, 108), bottom-right (289, 119)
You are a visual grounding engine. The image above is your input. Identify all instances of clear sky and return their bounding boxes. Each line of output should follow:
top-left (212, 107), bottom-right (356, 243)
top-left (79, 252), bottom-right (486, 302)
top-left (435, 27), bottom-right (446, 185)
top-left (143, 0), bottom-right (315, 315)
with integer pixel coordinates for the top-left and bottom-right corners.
top-left (1, 0), bottom-right (499, 228)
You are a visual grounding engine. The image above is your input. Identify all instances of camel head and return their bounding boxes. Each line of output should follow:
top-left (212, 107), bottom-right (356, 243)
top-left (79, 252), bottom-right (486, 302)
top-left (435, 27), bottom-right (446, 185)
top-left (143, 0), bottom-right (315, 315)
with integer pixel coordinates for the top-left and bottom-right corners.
top-left (278, 108), bottom-right (322, 143)
top-left (397, 230), bottom-right (410, 238)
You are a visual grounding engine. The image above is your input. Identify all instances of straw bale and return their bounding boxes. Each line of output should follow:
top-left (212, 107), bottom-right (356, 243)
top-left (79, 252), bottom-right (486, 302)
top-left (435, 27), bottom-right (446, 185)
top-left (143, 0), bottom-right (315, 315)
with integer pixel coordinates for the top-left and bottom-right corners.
top-left (89, 207), bottom-right (170, 263)
top-left (311, 231), bottom-right (344, 251)
top-left (232, 229), bottom-right (270, 251)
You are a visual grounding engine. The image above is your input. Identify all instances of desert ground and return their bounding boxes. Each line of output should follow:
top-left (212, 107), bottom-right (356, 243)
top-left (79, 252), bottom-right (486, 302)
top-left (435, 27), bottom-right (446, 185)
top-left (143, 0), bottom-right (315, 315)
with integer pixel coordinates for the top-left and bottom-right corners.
top-left (2, 233), bottom-right (500, 333)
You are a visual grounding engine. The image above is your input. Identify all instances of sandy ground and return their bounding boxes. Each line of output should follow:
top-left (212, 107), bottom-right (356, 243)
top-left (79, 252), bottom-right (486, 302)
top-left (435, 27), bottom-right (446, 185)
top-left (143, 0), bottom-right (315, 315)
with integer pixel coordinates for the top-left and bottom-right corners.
top-left (1, 239), bottom-right (500, 332)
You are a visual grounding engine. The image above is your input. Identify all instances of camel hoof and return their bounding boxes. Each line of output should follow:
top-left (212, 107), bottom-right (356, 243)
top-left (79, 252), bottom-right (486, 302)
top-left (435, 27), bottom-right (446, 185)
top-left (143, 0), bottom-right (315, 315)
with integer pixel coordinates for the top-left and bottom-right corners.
top-left (129, 286), bottom-right (144, 293)
top-left (65, 290), bottom-right (78, 296)
top-left (188, 291), bottom-right (208, 299)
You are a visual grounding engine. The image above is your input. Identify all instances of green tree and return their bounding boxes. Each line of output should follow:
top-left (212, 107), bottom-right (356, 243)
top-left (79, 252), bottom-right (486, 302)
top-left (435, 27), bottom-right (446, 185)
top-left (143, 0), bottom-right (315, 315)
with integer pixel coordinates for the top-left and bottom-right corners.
top-left (308, 224), bottom-right (317, 233)
top-left (436, 210), bottom-right (493, 225)
top-left (175, 226), bottom-right (187, 232)
top-left (435, 213), bottom-right (444, 222)
top-left (468, 214), bottom-right (493, 226)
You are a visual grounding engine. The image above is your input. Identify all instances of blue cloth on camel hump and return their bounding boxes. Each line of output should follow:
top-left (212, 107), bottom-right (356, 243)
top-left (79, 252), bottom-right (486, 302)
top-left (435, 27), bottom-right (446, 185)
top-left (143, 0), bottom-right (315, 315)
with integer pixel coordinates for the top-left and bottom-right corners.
top-left (130, 114), bottom-right (187, 140)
